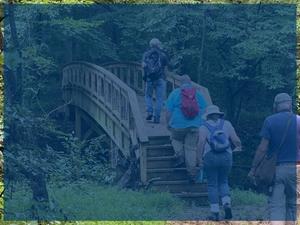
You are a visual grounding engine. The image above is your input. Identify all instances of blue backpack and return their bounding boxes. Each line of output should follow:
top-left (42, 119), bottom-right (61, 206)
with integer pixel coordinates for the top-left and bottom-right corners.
top-left (204, 120), bottom-right (230, 153)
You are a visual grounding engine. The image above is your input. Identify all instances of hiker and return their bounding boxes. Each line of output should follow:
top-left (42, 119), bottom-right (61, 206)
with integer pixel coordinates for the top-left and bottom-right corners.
top-left (166, 74), bottom-right (207, 182)
top-left (248, 93), bottom-right (298, 225)
top-left (198, 105), bottom-right (242, 221)
top-left (142, 38), bottom-right (168, 124)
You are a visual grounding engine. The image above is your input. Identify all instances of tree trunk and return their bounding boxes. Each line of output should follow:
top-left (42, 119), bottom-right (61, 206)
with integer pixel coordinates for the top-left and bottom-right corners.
top-left (197, 10), bottom-right (206, 84)
top-left (8, 3), bottom-right (23, 105)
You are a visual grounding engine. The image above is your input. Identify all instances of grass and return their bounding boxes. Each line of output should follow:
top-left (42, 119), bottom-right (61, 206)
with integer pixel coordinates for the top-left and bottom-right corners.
top-left (4, 181), bottom-right (183, 221)
top-left (231, 188), bottom-right (267, 206)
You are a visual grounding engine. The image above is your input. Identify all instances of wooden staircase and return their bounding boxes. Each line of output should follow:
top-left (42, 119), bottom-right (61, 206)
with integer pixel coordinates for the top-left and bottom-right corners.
top-left (145, 136), bottom-right (208, 204)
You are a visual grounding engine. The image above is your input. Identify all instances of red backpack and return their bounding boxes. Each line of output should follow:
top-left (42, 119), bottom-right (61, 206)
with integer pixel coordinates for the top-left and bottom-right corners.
top-left (180, 87), bottom-right (200, 119)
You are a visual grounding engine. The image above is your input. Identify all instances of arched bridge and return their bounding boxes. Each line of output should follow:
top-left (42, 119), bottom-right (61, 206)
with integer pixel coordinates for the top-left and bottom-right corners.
top-left (62, 61), bottom-right (212, 201)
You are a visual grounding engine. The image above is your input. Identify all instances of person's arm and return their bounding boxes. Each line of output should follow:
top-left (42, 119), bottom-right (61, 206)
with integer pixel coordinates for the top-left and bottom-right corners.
top-left (248, 138), bottom-right (269, 177)
top-left (228, 122), bottom-right (242, 151)
top-left (142, 52), bottom-right (147, 68)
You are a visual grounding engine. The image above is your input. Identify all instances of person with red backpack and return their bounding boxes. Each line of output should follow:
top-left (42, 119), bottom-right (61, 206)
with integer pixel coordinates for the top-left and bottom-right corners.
top-left (166, 74), bottom-right (207, 182)
top-left (142, 38), bottom-right (169, 124)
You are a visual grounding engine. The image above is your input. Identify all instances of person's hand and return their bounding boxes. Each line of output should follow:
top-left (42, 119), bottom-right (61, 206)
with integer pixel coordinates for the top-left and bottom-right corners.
top-left (232, 146), bottom-right (242, 152)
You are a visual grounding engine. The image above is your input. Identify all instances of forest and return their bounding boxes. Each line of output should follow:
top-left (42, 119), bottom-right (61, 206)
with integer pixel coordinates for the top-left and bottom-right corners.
top-left (0, 0), bottom-right (299, 224)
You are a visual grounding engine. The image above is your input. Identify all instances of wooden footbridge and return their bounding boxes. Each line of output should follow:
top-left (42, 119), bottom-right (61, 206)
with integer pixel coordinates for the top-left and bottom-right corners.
top-left (62, 61), bottom-right (212, 201)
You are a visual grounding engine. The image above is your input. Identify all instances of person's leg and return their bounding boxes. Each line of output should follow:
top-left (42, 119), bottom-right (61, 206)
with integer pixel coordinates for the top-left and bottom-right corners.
top-left (171, 128), bottom-right (185, 166)
top-left (144, 80), bottom-right (154, 120)
top-left (204, 152), bottom-right (219, 220)
top-left (269, 166), bottom-right (286, 224)
top-left (153, 78), bottom-right (166, 123)
top-left (184, 128), bottom-right (199, 179)
top-left (217, 152), bottom-right (232, 219)
top-left (284, 165), bottom-right (297, 224)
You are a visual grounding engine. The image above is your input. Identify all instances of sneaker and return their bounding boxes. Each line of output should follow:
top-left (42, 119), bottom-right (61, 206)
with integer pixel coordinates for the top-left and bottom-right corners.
top-left (224, 203), bottom-right (232, 220)
top-left (146, 114), bottom-right (153, 121)
top-left (206, 212), bottom-right (219, 221)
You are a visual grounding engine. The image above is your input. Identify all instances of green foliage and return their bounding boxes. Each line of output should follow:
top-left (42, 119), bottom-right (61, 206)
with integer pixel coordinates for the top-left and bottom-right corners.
top-left (231, 188), bottom-right (267, 206)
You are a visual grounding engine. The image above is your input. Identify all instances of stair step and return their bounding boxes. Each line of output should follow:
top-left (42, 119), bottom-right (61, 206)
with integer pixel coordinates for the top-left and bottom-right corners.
top-left (147, 167), bottom-right (191, 181)
top-left (175, 192), bottom-right (208, 198)
top-left (147, 156), bottom-right (177, 169)
top-left (146, 145), bottom-right (174, 157)
top-left (148, 136), bottom-right (170, 145)
top-left (151, 180), bottom-right (207, 193)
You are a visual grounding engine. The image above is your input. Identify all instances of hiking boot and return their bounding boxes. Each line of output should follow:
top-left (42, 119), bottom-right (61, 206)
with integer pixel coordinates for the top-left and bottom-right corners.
top-left (206, 212), bottom-right (219, 221)
top-left (187, 174), bottom-right (196, 184)
top-left (224, 203), bottom-right (232, 220)
top-left (153, 116), bottom-right (160, 124)
top-left (146, 114), bottom-right (153, 121)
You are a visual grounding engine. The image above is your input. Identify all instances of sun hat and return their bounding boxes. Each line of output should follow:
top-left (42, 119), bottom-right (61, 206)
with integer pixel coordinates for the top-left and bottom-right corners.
top-left (203, 105), bottom-right (224, 120)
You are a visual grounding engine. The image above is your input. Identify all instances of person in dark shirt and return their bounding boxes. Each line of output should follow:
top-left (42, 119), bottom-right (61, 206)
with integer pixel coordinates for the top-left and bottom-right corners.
top-left (249, 93), bottom-right (298, 224)
top-left (142, 38), bottom-right (168, 124)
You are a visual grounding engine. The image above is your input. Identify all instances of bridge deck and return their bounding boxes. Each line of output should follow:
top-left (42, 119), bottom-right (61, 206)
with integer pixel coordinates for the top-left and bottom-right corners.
top-left (137, 95), bottom-right (170, 138)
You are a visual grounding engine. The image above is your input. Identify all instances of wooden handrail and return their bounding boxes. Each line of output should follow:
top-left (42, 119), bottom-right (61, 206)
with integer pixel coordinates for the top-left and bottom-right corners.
top-left (102, 61), bottom-right (213, 105)
top-left (62, 61), bottom-right (149, 156)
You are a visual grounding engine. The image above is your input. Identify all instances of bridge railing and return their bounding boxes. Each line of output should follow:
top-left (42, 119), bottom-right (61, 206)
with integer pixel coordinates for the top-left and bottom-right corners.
top-left (103, 61), bottom-right (212, 105)
top-left (62, 61), bottom-right (149, 157)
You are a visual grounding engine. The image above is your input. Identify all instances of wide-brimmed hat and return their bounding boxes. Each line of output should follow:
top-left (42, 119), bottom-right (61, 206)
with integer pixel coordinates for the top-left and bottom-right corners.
top-left (203, 105), bottom-right (224, 120)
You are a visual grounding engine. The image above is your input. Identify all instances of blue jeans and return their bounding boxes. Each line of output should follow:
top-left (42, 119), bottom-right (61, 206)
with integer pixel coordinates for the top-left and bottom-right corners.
top-left (144, 78), bottom-right (166, 119)
top-left (203, 151), bottom-right (232, 210)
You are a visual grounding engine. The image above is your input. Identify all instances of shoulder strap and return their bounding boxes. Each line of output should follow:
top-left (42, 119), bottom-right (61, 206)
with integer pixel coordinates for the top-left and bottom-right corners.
top-left (204, 121), bottom-right (217, 134)
top-left (217, 119), bottom-right (225, 130)
top-left (274, 113), bottom-right (293, 155)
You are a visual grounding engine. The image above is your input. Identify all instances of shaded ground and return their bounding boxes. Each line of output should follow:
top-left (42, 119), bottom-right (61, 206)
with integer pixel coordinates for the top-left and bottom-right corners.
top-left (168, 204), bottom-right (268, 221)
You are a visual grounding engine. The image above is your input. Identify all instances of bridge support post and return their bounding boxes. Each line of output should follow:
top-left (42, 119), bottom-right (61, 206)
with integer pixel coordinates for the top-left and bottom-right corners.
top-left (140, 144), bottom-right (147, 184)
top-left (75, 107), bottom-right (82, 139)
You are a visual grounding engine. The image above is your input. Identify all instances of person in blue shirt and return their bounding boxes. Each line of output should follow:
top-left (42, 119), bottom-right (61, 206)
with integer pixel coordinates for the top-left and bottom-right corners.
top-left (249, 93), bottom-right (298, 224)
top-left (166, 74), bottom-right (207, 182)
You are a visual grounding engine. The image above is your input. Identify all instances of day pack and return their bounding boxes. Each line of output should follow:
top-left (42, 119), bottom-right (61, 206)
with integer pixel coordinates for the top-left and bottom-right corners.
top-left (204, 120), bottom-right (230, 153)
top-left (180, 87), bottom-right (200, 119)
top-left (144, 49), bottom-right (162, 80)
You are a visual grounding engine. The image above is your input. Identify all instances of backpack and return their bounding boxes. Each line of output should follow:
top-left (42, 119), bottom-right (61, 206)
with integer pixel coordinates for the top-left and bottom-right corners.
top-left (204, 120), bottom-right (230, 153)
top-left (180, 87), bottom-right (200, 119)
top-left (144, 49), bottom-right (163, 80)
